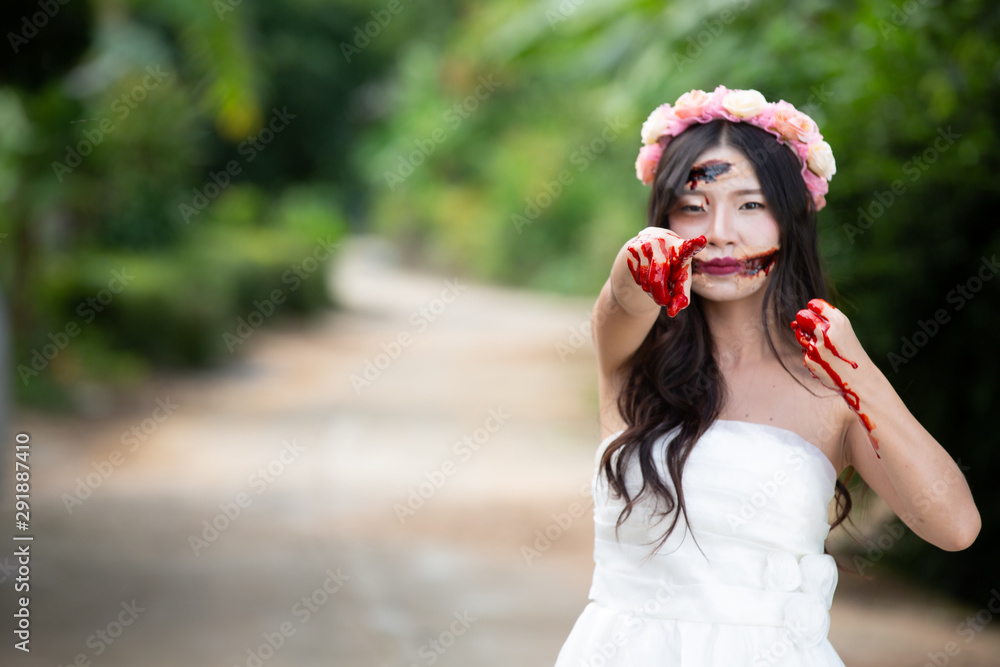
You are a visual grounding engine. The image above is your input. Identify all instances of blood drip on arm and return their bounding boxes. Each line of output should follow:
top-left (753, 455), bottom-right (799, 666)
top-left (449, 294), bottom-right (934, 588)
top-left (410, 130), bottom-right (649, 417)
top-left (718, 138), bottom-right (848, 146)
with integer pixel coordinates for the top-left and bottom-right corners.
top-left (791, 299), bottom-right (880, 458)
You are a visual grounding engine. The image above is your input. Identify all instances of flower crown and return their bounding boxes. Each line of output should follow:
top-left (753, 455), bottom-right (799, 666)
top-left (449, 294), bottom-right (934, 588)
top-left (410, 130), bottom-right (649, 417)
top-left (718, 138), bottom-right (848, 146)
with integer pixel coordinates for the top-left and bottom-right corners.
top-left (635, 85), bottom-right (835, 210)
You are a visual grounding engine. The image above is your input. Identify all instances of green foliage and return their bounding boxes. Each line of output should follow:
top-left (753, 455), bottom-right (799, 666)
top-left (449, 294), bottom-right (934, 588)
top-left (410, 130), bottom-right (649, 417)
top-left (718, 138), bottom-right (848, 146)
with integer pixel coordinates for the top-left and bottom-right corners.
top-left (18, 189), bottom-right (346, 407)
top-left (2, 0), bottom-right (368, 411)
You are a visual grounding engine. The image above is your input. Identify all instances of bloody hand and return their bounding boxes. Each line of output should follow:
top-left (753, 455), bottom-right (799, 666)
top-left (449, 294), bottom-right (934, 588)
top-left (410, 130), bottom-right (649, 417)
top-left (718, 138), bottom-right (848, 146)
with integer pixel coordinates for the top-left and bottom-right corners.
top-left (791, 298), bottom-right (880, 457)
top-left (625, 230), bottom-right (707, 317)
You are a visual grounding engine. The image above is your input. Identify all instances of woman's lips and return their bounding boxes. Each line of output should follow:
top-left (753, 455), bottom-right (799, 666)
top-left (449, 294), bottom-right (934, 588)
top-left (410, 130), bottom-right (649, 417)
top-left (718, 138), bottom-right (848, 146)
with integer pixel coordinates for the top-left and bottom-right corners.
top-left (693, 249), bottom-right (779, 277)
top-left (697, 258), bottom-right (740, 275)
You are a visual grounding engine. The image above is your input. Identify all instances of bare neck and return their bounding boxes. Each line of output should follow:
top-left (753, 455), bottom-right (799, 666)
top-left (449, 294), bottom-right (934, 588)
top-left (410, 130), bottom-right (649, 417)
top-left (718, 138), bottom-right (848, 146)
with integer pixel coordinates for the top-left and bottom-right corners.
top-left (700, 291), bottom-right (786, 369)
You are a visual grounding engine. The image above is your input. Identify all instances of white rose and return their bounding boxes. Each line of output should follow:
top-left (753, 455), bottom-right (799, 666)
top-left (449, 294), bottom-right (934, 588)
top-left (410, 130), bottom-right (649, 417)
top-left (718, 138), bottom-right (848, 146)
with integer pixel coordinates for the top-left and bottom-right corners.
top-left (807, 141), bottom-right (837, 181)
top-left (722, 89), bottom-right (767, 118)
top-left (640, 105), bottom-right (676, 145)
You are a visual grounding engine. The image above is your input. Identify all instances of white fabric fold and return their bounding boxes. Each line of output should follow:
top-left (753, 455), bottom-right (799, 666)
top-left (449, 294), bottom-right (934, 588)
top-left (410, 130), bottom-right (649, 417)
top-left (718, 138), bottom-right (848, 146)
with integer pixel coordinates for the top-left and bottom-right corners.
top-left (554, 420), bottom-right (845, 667)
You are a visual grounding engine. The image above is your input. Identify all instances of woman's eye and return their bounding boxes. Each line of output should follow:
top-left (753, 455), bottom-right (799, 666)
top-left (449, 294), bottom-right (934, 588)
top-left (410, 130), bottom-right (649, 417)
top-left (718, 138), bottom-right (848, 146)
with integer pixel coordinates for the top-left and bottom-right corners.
top-left (679, 204), bottom-right (704, 213)
top-left (741, 201), bottom-right (765, 210)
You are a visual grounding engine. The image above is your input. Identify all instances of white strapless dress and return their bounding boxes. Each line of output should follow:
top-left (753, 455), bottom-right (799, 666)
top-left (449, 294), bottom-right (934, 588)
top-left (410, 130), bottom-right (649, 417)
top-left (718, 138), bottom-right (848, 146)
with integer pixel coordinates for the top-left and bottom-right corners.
top-left (554, 419), bottom-right (845, 666)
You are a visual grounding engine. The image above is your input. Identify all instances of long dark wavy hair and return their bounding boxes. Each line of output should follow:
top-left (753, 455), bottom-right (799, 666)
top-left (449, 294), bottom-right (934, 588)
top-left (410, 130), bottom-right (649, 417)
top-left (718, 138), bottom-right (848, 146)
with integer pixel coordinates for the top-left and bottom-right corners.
top-left (600, 119), bottom-right (852, 552)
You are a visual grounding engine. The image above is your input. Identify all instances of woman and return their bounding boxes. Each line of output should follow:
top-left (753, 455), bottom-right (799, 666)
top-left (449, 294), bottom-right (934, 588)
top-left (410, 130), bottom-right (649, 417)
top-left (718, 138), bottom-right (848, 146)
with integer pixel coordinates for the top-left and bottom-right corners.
top-left (554, 86), bottom-right (981, 666)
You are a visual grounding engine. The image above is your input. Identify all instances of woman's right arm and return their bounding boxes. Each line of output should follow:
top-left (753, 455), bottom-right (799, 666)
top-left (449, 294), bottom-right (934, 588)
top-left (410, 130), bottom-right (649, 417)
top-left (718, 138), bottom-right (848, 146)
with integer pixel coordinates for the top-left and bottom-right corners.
top-left (592, 228), bottom-right (705, 436)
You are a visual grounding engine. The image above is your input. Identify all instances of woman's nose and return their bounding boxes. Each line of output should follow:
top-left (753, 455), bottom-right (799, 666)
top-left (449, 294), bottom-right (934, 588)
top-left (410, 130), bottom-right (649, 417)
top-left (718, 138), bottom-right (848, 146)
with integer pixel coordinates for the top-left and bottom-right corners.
top-left (704, 204), bottom-right (739, 248)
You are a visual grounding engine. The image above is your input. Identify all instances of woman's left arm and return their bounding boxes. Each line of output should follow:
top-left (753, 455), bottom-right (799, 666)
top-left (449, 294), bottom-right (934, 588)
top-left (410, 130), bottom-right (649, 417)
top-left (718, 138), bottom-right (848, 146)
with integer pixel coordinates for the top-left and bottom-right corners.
top-left (792, 299), bottom-right (981, 552)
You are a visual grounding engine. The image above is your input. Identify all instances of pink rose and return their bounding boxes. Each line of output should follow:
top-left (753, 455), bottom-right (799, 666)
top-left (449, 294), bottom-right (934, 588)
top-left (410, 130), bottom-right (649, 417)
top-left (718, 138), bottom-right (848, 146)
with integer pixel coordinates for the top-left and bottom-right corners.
top-left (774, 105), bottom-right (819, 143)
top-left (674, 90), bottom-right (711, 119)
top-left (801, 166), bottom-right (829, 209)
top-left (700, 85), bottom-right (732, 121)
top-left (635, 143), bottom-right (664, 185)
top-left (750, 105), bottom-right (777, 134)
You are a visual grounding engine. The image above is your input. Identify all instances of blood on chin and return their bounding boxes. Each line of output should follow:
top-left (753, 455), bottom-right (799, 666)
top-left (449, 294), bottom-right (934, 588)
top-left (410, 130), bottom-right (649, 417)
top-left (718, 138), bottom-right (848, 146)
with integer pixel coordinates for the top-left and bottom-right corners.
top-left (691, 272), bottom-right (769, 297)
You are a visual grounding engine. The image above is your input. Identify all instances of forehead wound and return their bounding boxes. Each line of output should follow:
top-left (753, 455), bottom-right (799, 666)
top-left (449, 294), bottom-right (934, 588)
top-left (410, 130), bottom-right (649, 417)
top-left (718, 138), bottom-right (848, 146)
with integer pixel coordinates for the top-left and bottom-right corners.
top-left (686, 158), bottom-right (754, 189)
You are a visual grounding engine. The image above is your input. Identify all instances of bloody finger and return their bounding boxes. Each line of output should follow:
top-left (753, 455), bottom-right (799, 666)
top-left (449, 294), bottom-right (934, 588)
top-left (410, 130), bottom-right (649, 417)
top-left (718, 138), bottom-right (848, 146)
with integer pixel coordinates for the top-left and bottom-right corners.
top-left (807, 298), bottom-right (834, 316)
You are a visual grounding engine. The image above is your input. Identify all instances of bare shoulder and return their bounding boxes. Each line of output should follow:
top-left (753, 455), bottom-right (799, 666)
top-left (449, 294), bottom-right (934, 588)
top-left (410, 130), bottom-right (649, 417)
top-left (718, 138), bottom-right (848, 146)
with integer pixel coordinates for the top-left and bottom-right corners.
top-left (773, 354), bottom-right (856, 474)
top-left (719, 351), bottom-right (855, 475)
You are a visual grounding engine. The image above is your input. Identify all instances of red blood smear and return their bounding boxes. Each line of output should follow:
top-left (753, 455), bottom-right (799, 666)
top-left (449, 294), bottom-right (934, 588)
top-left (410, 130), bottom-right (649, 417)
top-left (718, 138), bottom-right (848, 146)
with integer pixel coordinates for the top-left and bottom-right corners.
top-left (743, 248), bottom-right (779, 277)
top-left (687, 160), bottom-right (732, 190)
top-left (806, 300), bottom-right (856, 368)
top-left (627, 235), bottom-right (707, 316)
top-left (791, 300), bottom-right (880, 458)
top-left (627, 246), bottom-right (647, 285)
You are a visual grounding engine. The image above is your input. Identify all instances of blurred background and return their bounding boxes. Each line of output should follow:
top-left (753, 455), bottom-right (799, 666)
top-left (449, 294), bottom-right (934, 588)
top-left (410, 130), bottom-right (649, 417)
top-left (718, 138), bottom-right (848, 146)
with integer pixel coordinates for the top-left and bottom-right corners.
top-left (1, 0), bottom-right (999, 664)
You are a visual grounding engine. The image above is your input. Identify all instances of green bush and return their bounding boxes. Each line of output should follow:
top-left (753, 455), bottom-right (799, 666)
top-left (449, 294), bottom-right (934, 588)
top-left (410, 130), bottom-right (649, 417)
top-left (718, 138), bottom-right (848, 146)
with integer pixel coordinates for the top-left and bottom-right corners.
top-left (16, 190), bottom-right (347, 408)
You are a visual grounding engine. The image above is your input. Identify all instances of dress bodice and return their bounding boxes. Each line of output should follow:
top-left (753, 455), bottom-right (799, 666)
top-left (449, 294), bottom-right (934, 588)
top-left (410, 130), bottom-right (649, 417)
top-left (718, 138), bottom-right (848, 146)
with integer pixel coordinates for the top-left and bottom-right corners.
top-left (588, 419), bottom-right (840, 649)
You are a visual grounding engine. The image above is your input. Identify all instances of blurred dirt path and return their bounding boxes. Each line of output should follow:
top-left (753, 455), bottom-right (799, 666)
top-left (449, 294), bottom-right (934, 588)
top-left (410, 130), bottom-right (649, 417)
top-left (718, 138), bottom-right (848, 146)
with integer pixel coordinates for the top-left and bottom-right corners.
top-left (2, 235), bottom-right (998, 667)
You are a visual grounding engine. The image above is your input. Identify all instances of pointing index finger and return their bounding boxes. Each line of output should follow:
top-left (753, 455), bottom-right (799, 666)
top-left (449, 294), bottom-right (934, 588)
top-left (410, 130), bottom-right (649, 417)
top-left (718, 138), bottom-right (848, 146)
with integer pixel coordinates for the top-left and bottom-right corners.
top-left (677, 235), bottom-right (708, 263)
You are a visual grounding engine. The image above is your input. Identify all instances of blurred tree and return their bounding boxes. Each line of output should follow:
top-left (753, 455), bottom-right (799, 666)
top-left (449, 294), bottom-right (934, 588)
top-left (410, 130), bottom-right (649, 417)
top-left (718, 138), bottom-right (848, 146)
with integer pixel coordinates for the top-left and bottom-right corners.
top-left (0, 0), bottom-right (359, 407)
